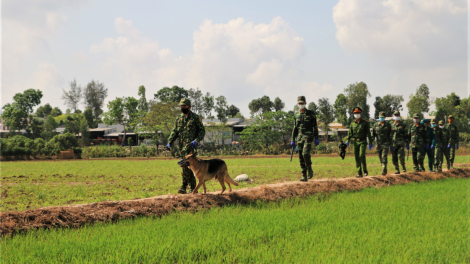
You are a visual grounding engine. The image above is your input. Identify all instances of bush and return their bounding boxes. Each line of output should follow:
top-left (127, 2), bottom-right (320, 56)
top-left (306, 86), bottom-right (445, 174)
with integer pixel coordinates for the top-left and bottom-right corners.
top-left (43, 133), bottom-right (79, 156)
top-left (0, 135), bottom-right (35, 159)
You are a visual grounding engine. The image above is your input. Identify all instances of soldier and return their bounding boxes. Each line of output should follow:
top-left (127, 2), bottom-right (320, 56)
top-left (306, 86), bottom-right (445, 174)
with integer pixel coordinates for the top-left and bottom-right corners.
top-left (291, 96), bottom-right (320, 182)
top-left (167, 98), bottom-right (206, 194)
top-left (431, 120), bottom-right (444, 172)
top-left (372, 112), bottom-right (392, 175)
top-left (422, 119), bottom-right (435, 172)
top-left (338, 140), bottom-right (347, 160)
top-left (408, 113), bottom-right (428, 172)
top-left (390, 111), bottom-right (408, 174)
top-left (345, 106), bottom-right (373, 178)
top-left (444, 115), bottom-right (459, 169)
top-left (440, 120), bottom-right (451, 169)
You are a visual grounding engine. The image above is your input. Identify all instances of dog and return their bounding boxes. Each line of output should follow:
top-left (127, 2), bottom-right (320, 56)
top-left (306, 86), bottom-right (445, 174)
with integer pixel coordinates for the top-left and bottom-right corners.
top-left (178, 152), bottom-right (239, 194)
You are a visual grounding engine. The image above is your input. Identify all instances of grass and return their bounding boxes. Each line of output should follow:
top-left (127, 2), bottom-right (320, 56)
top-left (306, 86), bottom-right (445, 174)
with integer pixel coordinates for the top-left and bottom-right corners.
top-left (2, 177), bottom-right (469, 263)
top-left (1, 155), bottom-right (468, 211)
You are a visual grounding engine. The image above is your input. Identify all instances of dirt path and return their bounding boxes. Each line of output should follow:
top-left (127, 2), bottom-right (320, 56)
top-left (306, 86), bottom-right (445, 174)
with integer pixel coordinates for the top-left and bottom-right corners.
top-left (1, 168), bottom-right (468, 237)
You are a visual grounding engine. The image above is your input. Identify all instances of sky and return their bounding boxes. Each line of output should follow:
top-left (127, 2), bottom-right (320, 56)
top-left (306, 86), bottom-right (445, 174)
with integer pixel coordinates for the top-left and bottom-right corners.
top-left (2, 0), bottom-right (468, 117)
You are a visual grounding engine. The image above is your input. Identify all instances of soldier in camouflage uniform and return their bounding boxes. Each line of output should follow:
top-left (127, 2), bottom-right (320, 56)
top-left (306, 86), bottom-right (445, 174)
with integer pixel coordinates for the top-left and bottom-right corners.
top-left (373, 112), bottom-right (392, 175)
top-left (390, 111), bottom-right (408, 174)
top-left (423, 119), bottom-right (435, 172)
top-left (408, 113), bottom-right (428, 172)
top-left (346, 106), bottom-right (373, 178)
top-left (167, 98), bottom-right (206, 194)
top-left (440, 120), bottom-right (451, 170)
top-left (291, 96), bottom-right (320, 182)
top-left (431, 120), bottom-right (444, 172)
top-left (444, 115), bottom-right (459, 169)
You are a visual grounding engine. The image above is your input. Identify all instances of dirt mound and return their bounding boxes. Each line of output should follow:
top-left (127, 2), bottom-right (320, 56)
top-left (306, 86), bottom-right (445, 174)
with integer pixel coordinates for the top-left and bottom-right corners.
top-left (1, 168), bottom-right (469, 237)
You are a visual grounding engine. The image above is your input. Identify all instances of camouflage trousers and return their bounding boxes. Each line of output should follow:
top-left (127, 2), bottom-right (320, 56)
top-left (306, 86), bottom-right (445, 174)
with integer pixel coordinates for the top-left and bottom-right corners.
top-left (297, 136), bottom-right (313, 172)
top-left (434, 146), bottom-right (443, 170)
top-left (411, 147), bottom-right (426, 171)
top-left (446, 144), bottom-right (456, 166)
top-left (376, 145), bottom-right (389, 173)
top-left (353, 141), bottom-right (368, 175)
top-left (425, 148), bottom-right (434, 171)
top-left (391, 145), bottom-right (406, 171)
top-left (180, 148), bottom-right (196, 189)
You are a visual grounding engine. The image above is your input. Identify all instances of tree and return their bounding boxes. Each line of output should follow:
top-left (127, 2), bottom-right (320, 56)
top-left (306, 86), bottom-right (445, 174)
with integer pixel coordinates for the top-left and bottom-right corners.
top-left (227, 105), bottom-right (240, 118)
top-left (406, 84), bottom-right (430, 118)
top-left (102, 97), bottom-right (139, 146)
top-left (154, 85), bottom-right (188, 103)
top-left (248, 96), bottom-right (273, 117)
top-left (2, 89), bottom-right (43, 131)
top-left (334, 93), bottom-right (348, 127)
top-left (138, 85), bottom-right (149, 113)
top-left (41, 115), bottom-right (58, 141)
top-left (61, 79), bottom-right (82, 112)
top-left (51, 107), bottom-right (63, 117)
top-left (83, 80), bottom-right (108, 120)
top-left (374, 94), bottom-right (404, 119)
top-left (84, 107), bottom-right (97, 128)
top-left (317, 98), bottom-right (335, 143)
top-left (139, 102), bottom-right (180, 151)
top-left (215, 96), bottom-right (228, 123)
top-left (307, 102), bottom-right (317, 113)
top-left (434, 92), bottom-right (461, 120)
top-left (202, 92), bottom-right (215, 118)
top-left (188, 88), bottom-right (203, 116)
top-left (35, 103), bottom-right (53, 118)
top-left (27, 116), bottom-right (44, 139)
top-left (344, 82), bottom-right (371, 121)
top-left (273, 97), bottom-right (285, 112)
top-left (79, 116), bottom-right (90, 147)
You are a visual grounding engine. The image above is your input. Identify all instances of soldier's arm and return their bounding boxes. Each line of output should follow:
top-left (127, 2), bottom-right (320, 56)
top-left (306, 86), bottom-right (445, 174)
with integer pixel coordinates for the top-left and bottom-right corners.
top-left (291, 116), bottom-right (298, 142)
top-left (312, 112), bottom-right (319, 140)
top-left (167, 117), bottom-right (179, 144)
top-left (372, 125), bottom-right (378, 144)
top-left (346, 125), bottom-right (352, 143)
top-left (194, 116), bottom-right (205, 142)
top-left (366, 122), bottom-right (373, 143)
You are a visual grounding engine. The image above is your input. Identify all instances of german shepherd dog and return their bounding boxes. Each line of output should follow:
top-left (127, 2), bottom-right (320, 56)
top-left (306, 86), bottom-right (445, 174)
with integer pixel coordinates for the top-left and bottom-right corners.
top-left (178, 153), bottom-right (239, 194)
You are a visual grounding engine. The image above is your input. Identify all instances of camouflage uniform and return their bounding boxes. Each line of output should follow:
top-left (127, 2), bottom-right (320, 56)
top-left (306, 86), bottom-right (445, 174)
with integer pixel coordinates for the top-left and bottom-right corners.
top-left (408, 113), bottom-right (428, 172)
top-left (444, 115), bottom-right (459, 169)
top-left (390, 111), bottom-right (408, 174)
top-left (291, 96), bottom-right (319, 180)
top-left (441, 122), bottom-right (451, 169)
top-left (346, 106), bottom-right (373, 177)
top-left (432, 120), bottom-right (444, 172)
top-left (423, 120), bottom-right (435, 171)
top-left (372, 112), bottom-right (392, 175)
top-left (168, 98), bottom-right (206, 193)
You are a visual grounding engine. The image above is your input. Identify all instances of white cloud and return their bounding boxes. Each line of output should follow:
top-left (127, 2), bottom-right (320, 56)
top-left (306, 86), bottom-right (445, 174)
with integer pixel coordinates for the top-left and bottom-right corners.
top-left (333, 0), bottom-right (467, 69)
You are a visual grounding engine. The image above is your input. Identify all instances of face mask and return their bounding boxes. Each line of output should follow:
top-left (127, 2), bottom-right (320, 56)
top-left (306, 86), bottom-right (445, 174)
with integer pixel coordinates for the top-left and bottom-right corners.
top-left (431, 124), bottom-right (436, 128)
top-left (181, 108), bottom-right (189, 114)
top-left (413, 119), bottom-right (419, 123)
top-left (393, 116), bottom-right (400, 121)
top-left (354, 114), bottom-right (361, 119)
top-left (299, 105), bottom-right (306, 109)
top-left (379, 117), bottom-right (385, 121)
top-left (439, 125), bottom-right (444, 129)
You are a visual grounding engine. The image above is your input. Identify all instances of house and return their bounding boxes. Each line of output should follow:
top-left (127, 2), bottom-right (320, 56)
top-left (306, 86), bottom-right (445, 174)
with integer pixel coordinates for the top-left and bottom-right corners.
top-left (202, 118), bottom-right (245, 145)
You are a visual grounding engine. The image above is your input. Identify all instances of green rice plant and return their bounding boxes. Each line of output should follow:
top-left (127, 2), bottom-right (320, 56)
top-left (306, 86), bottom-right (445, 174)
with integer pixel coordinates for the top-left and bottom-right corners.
top-left (1, 178), bottom-right (468, 263)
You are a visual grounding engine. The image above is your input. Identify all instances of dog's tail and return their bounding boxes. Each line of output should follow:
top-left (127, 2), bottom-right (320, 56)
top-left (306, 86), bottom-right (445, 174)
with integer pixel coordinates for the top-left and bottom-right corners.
top-left (225, 173), bottom-right (239, 186)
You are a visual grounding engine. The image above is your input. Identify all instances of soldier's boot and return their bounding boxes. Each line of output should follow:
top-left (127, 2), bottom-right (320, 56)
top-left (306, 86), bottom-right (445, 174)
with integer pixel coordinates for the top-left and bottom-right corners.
top-left (447, 163), bottom-right (451, 170)
top-left (364, 171), bottom-right (369, 177)
top-left (402, 164), bottom-right (407, 173)
top-left (177, 185), bottom-right (187, 194)
top-left (450, 162), bottom-right (454, 169)
top-left (381, 168), bottom-right (387, 176)
top-left (437, 168), bottom-right (442, 173)
top-left (300, 171), bottom-right (308, 182)
top-left (307, 167), bottom-right (314, 179)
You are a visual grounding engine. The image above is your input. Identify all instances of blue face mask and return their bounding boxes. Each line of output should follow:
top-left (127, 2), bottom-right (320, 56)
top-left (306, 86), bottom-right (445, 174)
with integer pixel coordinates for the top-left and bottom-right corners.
top-left (379, 117), bottom-right (385, 121)
top-left (431, 124), bottom-right (436, 128)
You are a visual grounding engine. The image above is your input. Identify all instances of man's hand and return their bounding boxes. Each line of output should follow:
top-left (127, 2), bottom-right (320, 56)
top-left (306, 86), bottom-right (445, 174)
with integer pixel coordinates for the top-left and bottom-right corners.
top-left (406, 145), bottom-right (409, 150)
top-left (457, 144), bottom-right (459, 150)
top-left (368, 144), bottom-right (372, 150)
top-left (314, 139), bottom-right (320, 146)
top-left (290, 141), bottom-right (295, 147)
top-left (447, 144), bottom-right (451, 149)
top-left (431, 145), bottom-right (434, 149)
top-left (346, 142), bottom-right (349, 146)
top-left (165, 143), bottom-right (171, 151)
top-left (390, 146), bottom-right (394, 152)
top-left (190, 140), bottom-right (197, 148)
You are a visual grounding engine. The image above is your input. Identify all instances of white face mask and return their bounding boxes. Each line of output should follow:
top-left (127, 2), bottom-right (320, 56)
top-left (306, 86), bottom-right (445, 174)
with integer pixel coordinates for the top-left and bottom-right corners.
top-left (299, 104), bottom-right (306, 109)
top-left (354, 114), bottom-right (361, 119)
top-left (393, 116), bottom-right (400, 121)
top-left (413, 119), bottom-right (419, 123)
top-left (439, 125), bottom-right (444, 129)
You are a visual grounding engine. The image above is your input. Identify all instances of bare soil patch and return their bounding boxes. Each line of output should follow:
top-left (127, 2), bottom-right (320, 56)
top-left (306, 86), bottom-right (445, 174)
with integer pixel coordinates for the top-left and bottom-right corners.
top-left (1, 168), bottom-right (468, 237)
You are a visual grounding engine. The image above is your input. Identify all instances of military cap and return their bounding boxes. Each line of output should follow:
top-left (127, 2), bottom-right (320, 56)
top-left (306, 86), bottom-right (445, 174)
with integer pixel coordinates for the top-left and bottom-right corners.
top-left (438, 120), bottom-right (445, 125)
top-left (179, 98), bottom-right (191, 106)
top-left (413, 113), bottom-right (420, 119)
top-left (379, 112), bottom-right (385, 118)
top-left (448, 115), bottom-right (454, 119)
top-left (393, 111), bottom-right (400, 116)
top-left (297, 96), bottom-right (306, 104)
top-left (353, 106), bottom-right (362, 113)
top-left (430, 119), bottom-right (436, 124)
